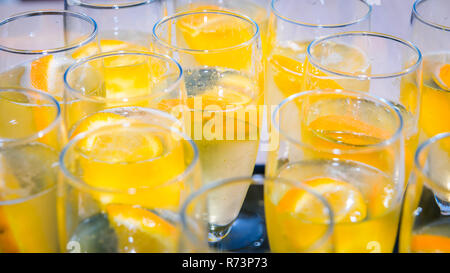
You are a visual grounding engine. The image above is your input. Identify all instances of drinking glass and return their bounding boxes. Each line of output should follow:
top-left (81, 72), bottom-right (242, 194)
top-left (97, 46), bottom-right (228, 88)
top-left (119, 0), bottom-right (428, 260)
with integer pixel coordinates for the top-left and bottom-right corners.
top-left (267, 89), bottom-right (404, 253)
top-left (305, 31), bottom-right (422, 184)
top-left (266, 0), bottom-right (371, 106)
top-left (0, 87), bottom-right (62, 252)
top-left (63, 51), bottom-right (184, 134)
top-left (64, 0), bottom-right (165, 51)
top-left (180, 176), bottom-right (334, 252)
top-left (153, 10), bottom-right (263, 183)
top-left (411, 0), bottom-right (450, 140)
top-left (0, 10), bottom-right (99, 100)
top-left (59, 107), bottom-right (200, 253)
top-left (400, 133), bottom-right (450, 253)
top-left (153, 10), bottom-right (263, 250)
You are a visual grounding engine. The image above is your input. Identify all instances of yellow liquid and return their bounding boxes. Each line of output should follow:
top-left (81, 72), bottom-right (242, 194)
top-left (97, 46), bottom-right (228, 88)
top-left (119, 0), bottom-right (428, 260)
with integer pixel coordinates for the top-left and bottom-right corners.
top-left (266, 102), bottom-right (403, 252)
top-left (176, 0), bottom-right (270, 57)
top-left (410, 220), bottom-right (450, 253)
top-left (183, 68), bottom-right (260, 181)
top-left (418, 53), bottom-right (450, 139)
top-left (0, 36), bottom-right (151, 102)
top-left (66, 109), bottom-right (190, 210)
top-left (64, 46), bottom-right (181, 130)
top-left (174, 3), bottom-right (266, 105)
top-left (0, 143), bottom-right (59, 253)
top-left (265, 160), bottom-right (401, 253)
top-left (59, 111), bottom-right (196, 253)
top-left (270, 41), bottom-right (419, 184)
top-left (182, 67), bottom-right (260, 225)
top-left (266, 40), bottom-right (370, 105)
top-left (401, 219), bottom-right (450, 253)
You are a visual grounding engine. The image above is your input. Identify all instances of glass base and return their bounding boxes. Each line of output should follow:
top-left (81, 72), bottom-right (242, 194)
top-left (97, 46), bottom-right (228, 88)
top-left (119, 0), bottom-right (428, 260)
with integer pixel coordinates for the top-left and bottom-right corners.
top-left (209, 176), bottom-right (269, 252)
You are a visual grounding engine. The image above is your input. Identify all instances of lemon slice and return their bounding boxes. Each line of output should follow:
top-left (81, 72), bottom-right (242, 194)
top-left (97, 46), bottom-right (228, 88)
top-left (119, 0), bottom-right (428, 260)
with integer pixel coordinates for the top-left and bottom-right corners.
top-left (73, 112), bottom-right (186, 209)
top-left (106, 204), bottom-right (178, 253)
top-left (432, 63), bottom-right (450, 91)
top-left (278, 177), bottom-right (367, 223)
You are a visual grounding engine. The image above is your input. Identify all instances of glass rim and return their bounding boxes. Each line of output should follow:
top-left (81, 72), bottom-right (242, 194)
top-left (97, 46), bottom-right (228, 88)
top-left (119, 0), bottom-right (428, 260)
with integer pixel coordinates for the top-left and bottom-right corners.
top-left (68, 0), bottom-right (153, 9)
top-left (307, 31), bottom-right (422, 79)
top-left (180, 175), bottom-right (335, 252)
top-left (59, 107), bottom-right (199, 194)
top-left (413, 0), bottom-right (450, 31)
top-left (414, 132), bottom-right (450, 194)
top-left (0, 9), bottom-right (98, 55)
top-left (271, 0), bottom-right (372, 28)
top-left (272, 89), bottom-right (404, 154)
top-left (0, 87), bottom-right (61, 148)
top-left (152, 10), bottom-right (260, 54)
top-left (64, 51), bottom-right (183, 103)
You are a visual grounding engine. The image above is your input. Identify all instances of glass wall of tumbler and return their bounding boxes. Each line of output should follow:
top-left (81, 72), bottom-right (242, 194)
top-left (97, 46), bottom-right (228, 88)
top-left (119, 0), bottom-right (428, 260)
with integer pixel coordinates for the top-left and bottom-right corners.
top-left (410, 0), bottom-right (450, 140)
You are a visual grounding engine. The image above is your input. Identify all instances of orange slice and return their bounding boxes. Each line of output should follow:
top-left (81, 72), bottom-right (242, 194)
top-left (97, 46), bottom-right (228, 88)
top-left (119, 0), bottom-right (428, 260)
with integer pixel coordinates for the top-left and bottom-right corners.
top-left (71, 39), bottom-right (148, 59)
top-left (308, 115), bottom-right (391, 146)
top-left (278, 177), bottom-right (367, 223)
top-left (71, 112), bottom-right (163, 162)
top-left (30, 55), bottom-right (53, 93)
top-left (70, 112), bottom-right (126, 139)
top-left (270, 53), bottom-right (305, 97)
top-left (432, 63), bottom-right (450, 91)
top-left (411, 234), bottom-right (450, 253)
top-left (30, 55), bottom-right (71, 98)
top-left (106, 204), bottom-right (178, 253)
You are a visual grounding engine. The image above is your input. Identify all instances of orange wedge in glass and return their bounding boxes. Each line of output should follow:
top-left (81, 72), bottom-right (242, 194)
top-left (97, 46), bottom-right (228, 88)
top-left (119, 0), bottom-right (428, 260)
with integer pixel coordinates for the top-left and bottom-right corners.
top-left (106, 204), bottom-right (178, 253)
top-left (278, 177), bottom-right (367, 224)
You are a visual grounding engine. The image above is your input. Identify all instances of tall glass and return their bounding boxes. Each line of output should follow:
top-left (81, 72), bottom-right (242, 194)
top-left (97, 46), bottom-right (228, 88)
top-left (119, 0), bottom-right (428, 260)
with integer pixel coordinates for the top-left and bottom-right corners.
top-left (0, 10), bottom-right (99, 100)
top-left (266, 0), bottom-right (371, 106)
top-left (411, 0), bottom-right (450, 140)
top-left (0, 87), bottom-right (62, 252)
top-left (65, 0), bottom-right (165, 51)
top-left (153, 10), bottom-right (263, 184)
top-left (400, 133), bottom-right (450, 253)
top-left (63, 51), bottom-right (184, 134)
top-left (267, 89), bottom-right (404, 253)
top-left (180, 176), bottom-right (334, 252)
top-left (59, 107), bottom-right (200, 253)
top-left (305, 32), bottom-right (422, 185)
